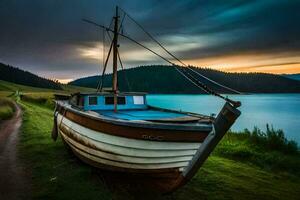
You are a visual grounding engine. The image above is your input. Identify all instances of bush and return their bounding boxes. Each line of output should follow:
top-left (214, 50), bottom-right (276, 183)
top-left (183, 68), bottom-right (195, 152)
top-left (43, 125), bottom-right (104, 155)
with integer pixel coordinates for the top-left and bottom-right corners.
top-left (248, 124), bottom-right (298, 154)
top-left (0, 98), bottom-right (15, 120)
top-left (20, 94), bottom-right (55, 109)
top-left (0, 106), bottom-right (14, 120)
top-left (215, 126), bottom-right (299, 174)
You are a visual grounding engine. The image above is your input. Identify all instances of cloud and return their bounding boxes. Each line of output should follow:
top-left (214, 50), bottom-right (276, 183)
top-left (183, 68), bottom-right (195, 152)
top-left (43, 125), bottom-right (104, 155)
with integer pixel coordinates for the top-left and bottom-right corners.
top-left (0, 0), bottom-right (299, 79)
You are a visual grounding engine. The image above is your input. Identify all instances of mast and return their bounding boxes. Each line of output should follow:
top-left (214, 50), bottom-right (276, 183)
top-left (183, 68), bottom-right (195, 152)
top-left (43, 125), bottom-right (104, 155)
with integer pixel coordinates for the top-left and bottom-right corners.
top-left (112, 6), bottom-right (119, 112)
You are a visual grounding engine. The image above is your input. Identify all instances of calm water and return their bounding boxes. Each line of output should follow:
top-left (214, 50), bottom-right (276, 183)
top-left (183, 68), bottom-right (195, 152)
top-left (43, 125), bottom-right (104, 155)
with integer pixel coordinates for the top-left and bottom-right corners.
top-left (147, 94), bottom-right (300, 143)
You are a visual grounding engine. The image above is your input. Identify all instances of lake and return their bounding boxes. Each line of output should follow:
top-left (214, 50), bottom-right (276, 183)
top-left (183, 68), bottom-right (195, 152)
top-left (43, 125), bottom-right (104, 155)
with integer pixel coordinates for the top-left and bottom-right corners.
top-left (147, 94), bottom-right (300, 143)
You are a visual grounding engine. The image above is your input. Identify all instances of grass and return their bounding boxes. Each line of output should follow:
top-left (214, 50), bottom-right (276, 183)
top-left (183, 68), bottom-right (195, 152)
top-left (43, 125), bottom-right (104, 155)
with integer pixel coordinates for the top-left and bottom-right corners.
top-left (177, 156), bottom-right (300, 200)
top-left (0, 105), bottom-right (14, 120)
top-left (0, 79), bottom-right (95, 93)
top-left (214, 128), bottom-right (299, 175)
top-left (0, 79), bottom-right (96, 113)
top-left (0, 80), bottom-right (58, 93)
top-left (0, 98), bottom-right (15, 120)
top-left (0, 78), bottom-right (298, 199)
top-left (20, 93), bottom-right (56, 109)
top-left (19, 100), bottom-right (112, 200)
top-left (0, 79), bottom-right (95, 100)
top-left (17, 94), bottom-right (300, 200)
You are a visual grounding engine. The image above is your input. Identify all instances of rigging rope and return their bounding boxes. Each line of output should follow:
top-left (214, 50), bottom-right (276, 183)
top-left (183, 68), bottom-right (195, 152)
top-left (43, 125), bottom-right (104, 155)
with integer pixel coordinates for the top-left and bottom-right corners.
top-left (174, 67), bottom-right (207, 94)
top-left (97, 14), bottom-right (130, 92)
top-left (82, 13), bottom-right (241, 107)
top-left (117, 49), bottom-right (132, 91)
top-left (119, 8), bottom-right (241, 95)
top-left (119, 12), bottom-right (126, 33)
top-left (98, 32), bottom-right (113, 92)
top-left (119, 7), bottom-right (187, 67)
top-left (107, 16), bottom-right (131, 91)
top-left (96, 28), bottom-right (106, 92)
top-left (175, 66), bottom-right (241, 107)
top-left (187, 67), bottom-right (242, 94)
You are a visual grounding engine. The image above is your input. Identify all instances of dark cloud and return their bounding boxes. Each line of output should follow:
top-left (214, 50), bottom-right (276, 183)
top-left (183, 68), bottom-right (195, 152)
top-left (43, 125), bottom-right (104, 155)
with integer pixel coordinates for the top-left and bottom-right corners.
top-left (0, 0), bottom-right (299, 79)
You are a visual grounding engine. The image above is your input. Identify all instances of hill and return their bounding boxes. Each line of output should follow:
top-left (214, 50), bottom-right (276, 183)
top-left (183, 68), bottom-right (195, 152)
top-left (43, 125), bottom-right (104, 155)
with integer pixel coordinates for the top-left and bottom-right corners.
top-left (70, 65), bottom-right (300, 94)
top-left (0, 80), bottom-right (95, 98)
top-left (284, 73), bottom-right (300, 81)
top-left (0, 62), bottom-right (62, 90)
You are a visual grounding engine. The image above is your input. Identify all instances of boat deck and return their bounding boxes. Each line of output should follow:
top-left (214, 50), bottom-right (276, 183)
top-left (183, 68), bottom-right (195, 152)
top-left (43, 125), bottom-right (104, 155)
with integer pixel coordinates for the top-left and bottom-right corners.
top-left (96, 109), bottom-right (203, 123)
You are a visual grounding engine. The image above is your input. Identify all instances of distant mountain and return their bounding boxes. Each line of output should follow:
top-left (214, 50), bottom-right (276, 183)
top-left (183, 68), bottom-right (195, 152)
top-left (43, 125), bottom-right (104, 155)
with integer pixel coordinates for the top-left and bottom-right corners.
top-left (0, 63), bottom-right (62, 90)
top-left (69, 65), bottom-right (300, 94)
top-left (284, 73), bottom-right (300, 81)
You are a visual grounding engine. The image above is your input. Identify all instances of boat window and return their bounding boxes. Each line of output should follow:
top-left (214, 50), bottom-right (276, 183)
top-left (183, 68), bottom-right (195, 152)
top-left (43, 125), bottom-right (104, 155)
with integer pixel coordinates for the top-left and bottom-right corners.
top-left (105, 96), bottom-right (126, 105)
top-left (133, 96), bottom-right (144, 105)
top-left (105, 97), bottom-right (114, 105)
top-left (88, 96), bottom-right (97, 105)
top-left (117, 97), bottom-right (126, 105)
top-left (70, 95), bottom-right (77, 105)
top-left (78, 96), bottom-right (84, 107)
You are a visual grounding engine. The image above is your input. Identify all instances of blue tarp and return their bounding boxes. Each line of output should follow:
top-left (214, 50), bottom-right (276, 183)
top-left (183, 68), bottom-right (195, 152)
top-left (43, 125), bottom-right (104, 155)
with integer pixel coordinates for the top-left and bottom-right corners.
top-left (97, 109), bottom-right (186, 120)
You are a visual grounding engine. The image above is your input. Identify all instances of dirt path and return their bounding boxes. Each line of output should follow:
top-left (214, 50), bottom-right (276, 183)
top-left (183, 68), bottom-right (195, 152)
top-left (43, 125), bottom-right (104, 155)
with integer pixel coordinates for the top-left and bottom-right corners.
top-left (0, 102), bottom-right (29, 200)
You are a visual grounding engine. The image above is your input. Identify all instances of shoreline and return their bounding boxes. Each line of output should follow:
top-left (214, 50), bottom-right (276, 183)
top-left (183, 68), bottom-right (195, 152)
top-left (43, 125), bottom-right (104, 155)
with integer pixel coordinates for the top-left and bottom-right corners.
top-left (16, 97), bottom-right (300, 199)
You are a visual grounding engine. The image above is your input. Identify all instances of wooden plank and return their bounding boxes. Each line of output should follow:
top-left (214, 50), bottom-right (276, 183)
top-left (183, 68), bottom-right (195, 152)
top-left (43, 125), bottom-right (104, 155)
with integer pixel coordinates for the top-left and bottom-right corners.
top-left (56, 104), bottom-right (210, 142)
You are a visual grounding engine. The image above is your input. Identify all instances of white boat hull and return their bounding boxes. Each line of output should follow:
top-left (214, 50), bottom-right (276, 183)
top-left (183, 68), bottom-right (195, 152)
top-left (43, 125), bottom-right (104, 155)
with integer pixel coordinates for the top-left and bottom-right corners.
top-left (57, 114), bottom-right (201, 170)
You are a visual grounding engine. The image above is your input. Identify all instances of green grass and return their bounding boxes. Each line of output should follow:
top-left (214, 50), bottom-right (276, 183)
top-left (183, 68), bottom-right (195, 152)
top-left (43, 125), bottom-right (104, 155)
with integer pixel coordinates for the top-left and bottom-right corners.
top-left (1, 78), bottom-right (298, 199)
top-left (0, 79), bottom-right (95, 98)
top-left (214, 129), bottom-right (299, 175)
top-left (20, 93), bottom-right (56, 109)
top-left (0, 98), bottom-right (15, 120)
top-left (0, 80), bottom-right (58, 93)
top-left (0, 105), bottom-right (14, 120)
top-left (17, 96), bottom-right (300, 200)
top-left (176, 156), bottom-right (300, 200)
top-left (19, 100), bottom-right (112, 200)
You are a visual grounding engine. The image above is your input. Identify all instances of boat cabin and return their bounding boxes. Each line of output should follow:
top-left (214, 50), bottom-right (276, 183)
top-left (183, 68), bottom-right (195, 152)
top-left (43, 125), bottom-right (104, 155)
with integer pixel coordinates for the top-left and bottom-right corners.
top-left (70, 92), bottom-right (147, 111)
top-left (68, 92), bottom-right (208, 123)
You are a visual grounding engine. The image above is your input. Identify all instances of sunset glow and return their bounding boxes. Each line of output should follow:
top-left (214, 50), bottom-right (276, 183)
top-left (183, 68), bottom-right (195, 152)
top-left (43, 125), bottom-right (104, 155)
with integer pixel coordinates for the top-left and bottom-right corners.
top-left (57, 79), bottom-right (74, 84)
top-left (1, 1), bottom-right (300, 79)
top-left (76, 43), bottom-right (300, 74)
top-left (184, 52), bottom-right (300, 74)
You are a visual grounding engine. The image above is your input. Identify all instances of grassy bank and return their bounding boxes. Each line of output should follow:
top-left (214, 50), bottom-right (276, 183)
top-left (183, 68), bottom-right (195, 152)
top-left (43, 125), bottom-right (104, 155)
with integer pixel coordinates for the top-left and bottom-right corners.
top-left (214, 128), bottom-right (299, 175)
top-left (19, 101), bottom-right (111, 200)
top-left (18, 98), bottom-right (300, 200)
top-left (20, 93), bottom-right (56, 109)
top-left (0, 98), bottom-right (15, 120)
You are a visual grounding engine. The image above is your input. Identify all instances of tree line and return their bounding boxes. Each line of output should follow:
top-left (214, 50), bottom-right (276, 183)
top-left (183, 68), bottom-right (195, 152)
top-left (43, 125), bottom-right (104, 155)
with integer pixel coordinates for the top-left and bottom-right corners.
top-left (0, 63), bottom-right (62, 90)
top-left (70, 65), bottom-right (300, 94)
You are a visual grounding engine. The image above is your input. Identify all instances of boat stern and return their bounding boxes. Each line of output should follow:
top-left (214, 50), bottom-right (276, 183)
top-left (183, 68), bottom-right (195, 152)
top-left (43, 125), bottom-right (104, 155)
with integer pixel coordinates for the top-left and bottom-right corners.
top-left (171, 102), bottom-right (241, 191)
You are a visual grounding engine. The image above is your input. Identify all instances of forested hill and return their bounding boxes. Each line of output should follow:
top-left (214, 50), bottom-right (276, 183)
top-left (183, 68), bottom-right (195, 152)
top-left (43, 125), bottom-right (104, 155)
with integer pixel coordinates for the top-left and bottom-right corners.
top-left (284, 73), bottom-right (300, 81)
top-left (70, 65), bottom-right (300, 94)
top-left (0, 63), bottom-right (62, 90)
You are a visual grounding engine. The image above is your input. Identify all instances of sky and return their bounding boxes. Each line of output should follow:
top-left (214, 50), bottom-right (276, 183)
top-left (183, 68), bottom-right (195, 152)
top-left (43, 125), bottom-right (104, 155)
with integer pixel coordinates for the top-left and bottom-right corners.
top-left (0, 0), bottom-right (300, 83)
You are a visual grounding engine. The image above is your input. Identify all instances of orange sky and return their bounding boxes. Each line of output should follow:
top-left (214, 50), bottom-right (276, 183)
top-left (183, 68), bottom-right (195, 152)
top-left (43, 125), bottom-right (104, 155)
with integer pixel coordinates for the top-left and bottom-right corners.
top-left (184, 51), bottom-right (300, 74)
top-left (77, 42), bottom-right (300, 75)
top-left (57, 47), bottom-right (300, 83)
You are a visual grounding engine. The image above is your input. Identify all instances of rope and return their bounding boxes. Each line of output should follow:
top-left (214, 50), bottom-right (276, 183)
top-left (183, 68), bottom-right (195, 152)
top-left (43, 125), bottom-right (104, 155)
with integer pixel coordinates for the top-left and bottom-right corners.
top-left (177, 66), bottom-right (241, 107)
top-left (119, 12), bottom-right (126, 33)
top-left (118, 8), bottom-right (241, 95)
top-left (121, 33), bottom-right (177, 66)
top-left (98, 35), bottom-right (113, 92)
top-left (82, 15), bottom-right (241, 107)
top-left (117, 49), bottom-right (132, 91)
top-left (96, 28), bottom-right (106, 92)
top-left (83, 18), bottom-right (175, 66)
top-left (119, 7), bottom-right (186, 67)
top-left (174, 67), bottom-right (208, 94)
top-left (103, 28), bottom-right (105, 82)
top-left (187, 67), bottom-right (242, 94)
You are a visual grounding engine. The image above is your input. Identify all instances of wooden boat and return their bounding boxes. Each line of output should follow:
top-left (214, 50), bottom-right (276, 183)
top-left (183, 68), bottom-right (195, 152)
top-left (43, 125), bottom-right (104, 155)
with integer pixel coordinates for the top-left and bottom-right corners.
top-left (52, 6), bottom-right (241, 193)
